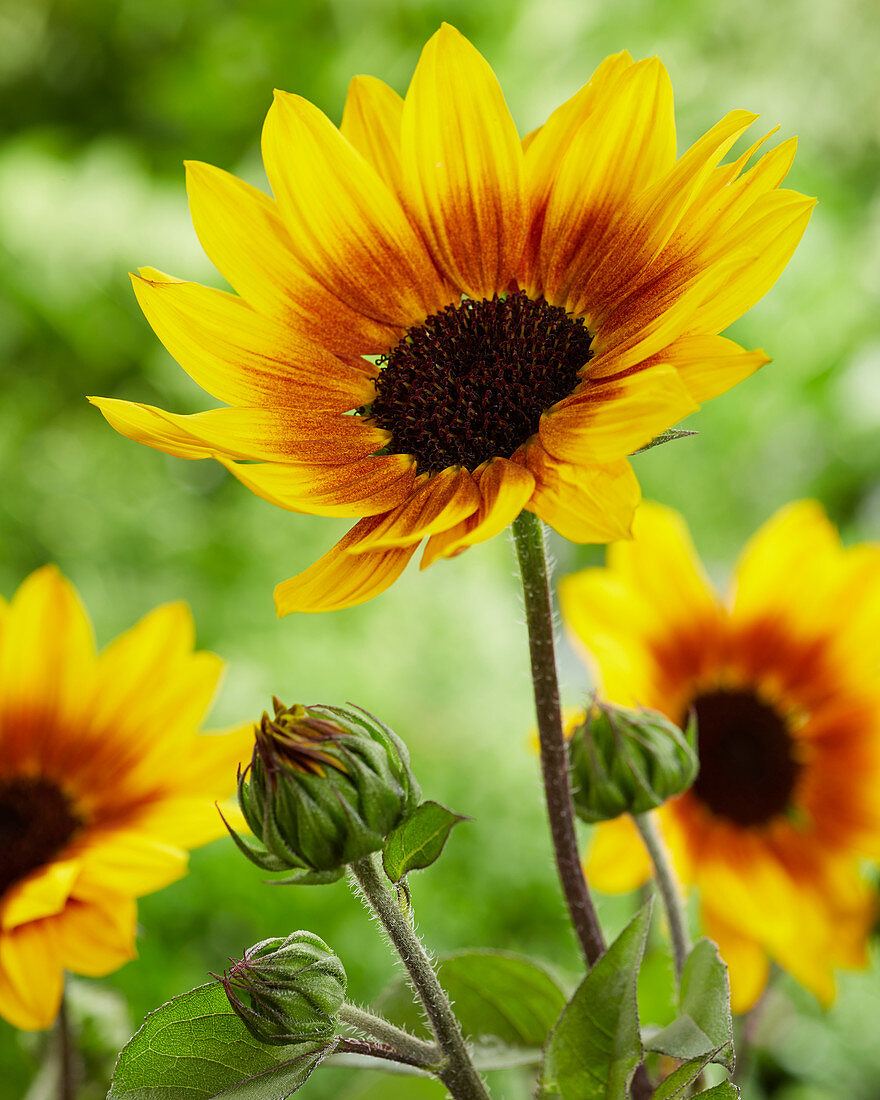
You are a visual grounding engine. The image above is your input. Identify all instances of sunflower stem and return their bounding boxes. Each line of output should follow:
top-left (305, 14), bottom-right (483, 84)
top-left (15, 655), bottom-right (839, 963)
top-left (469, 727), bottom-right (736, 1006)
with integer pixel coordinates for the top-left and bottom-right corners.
top-left (632, 811), bottom-right (691, 981)
top-left (57, 987), bottom-right (76, 1100)
top-left (338, 1002), bottom-right (440, 1068)
top-left (334, 1036), bottom-right (434, 1071)
top-left (510, 510), bottom-right (606, 967)
top-left (349, 853), bottom-right (490, 1100)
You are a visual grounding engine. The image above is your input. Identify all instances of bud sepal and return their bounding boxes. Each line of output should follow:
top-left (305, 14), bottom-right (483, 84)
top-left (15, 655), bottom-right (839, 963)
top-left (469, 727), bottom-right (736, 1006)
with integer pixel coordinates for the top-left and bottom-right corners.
top-left (568, 699), bottom-right (699, 823)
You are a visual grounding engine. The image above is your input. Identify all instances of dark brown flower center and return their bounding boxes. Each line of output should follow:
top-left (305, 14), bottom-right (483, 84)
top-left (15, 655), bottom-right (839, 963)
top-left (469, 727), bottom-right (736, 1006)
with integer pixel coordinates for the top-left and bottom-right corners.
top-left (0, 777), bottom-right (82, 897)
top-left (690, 689), bottom-right (801, 827)
top-left (366, 291), bottom-right (593, 473)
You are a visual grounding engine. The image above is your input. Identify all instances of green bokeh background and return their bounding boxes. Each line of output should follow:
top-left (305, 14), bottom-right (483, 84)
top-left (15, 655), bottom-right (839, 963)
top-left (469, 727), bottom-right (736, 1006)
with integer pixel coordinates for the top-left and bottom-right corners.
top-left (2, 0), bottom-right (879, 1096)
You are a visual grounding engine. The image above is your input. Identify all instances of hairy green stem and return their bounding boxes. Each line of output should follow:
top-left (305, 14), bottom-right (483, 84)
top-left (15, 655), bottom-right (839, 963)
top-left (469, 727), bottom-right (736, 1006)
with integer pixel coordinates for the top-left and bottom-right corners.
top-left (339, 1002), bottom-right (439, 1068)
top-left (349, 853), bottom-right (490, 1100)
top-left (511, 510), bottom-right (606, 966)
top-left (632, 811), bottom-right (691, 979)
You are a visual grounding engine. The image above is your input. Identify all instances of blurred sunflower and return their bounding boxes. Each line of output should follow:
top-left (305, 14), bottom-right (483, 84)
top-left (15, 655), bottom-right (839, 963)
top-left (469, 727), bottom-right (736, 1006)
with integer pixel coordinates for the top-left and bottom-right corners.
top-left (0, 566), bottom-right (251, 1030)
top-left (559, 502), bottom-right (880, 1011)
top-left (92, 24), bottom-right (813, 614)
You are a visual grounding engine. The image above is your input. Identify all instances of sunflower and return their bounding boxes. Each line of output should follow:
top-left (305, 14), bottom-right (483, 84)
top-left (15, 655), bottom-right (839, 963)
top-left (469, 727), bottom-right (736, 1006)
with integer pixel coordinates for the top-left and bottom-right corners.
top-left (0, 566), bottom-right (251, 1030)
top-left (92, 24), bottom-right (813, 615)
top-left (559, 502), bottom-right (880, 1012)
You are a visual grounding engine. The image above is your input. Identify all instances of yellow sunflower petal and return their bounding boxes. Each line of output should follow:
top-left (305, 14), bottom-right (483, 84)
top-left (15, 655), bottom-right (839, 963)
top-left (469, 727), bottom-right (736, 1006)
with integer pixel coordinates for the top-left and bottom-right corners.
top-left (690, 190), bottom-right (816, 335)
top-left (522, 444), bottom-right (641, 543)
top-left (351, 467), bottom-right (481, 551)
top-left (89, 398), bottom-right (389, 464)
top-left (133, 796), bottom-right (240, 848)
top-left (219, 453), bottom-right (417, 518)
top-left (0, 921), bottom-right (64, 1030)
top-left (170, 723), bottom-right (255, 798)
top-left (185, 160), bottom-right (401, 355)
top-left (533, 57), bottom-right (677, 305)
top-left (89, 607), bottom-right (225, 783)
top-left (730, 500), bottom-right (843, 633)
top-left (827, 545), bottom-right (880, 678)
top-left (558, 569), bottom-right (660, 706)
top-left (605, 501), bottom-right (720, 625)
top-left (662, 333), bottom-right (770, 402)
top-left (539, 365), bottom-right (698, 466)
top-left (421, 458), bottom-right (535, 567)
top-left (131, 272), bottom-right (373, 410)
top-left (0, 861), bottom-right (80, 931)
top-left (92, 601), bottom-right (196, 732)
top-left (83, 649), bottom-right (224, 813)
top-left (586, 815), bottom-right (653, 894)
top-left (274, 518), bottom-right (420, 615)
top-left (262, 90), bottom-right (446, 327)
top-left (566, 109), bottom-right (757, 320)
top-left (401, 23), bottom-right (526, 298)
top-left (678, 133), bottom-right (798, 254)
top-left (693, 833), bottom-right (827, 954)
top-left (76, 832), bottom-right (189, 898)
top-left (522, 50), bottom-right (634, 222)
top-left (702, 908), bottom-right (770, 1014)
top-left (0, 566), bottom-right (96, 767)
top-left (340, 75), bottom-right (405, 196)
top-left (53, 894), bottom-right (137, 977)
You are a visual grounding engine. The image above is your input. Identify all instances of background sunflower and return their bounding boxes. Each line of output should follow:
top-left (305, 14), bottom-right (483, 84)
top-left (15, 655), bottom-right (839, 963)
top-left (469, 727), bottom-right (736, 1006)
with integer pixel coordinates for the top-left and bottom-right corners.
top-left (1, 0), bottom-right (879, 1097)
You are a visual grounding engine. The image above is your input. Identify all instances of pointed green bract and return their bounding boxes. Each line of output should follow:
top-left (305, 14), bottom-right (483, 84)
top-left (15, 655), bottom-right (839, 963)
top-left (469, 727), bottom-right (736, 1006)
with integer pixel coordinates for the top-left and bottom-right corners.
top-left (382, 800), bottom-right (469, 882)
top-left (539, 902), bottom-right (652, 1099)
top-left (648, 1047), bottom-right (729, 1100)
top-left (679, 939), bottom-right (735, 1071)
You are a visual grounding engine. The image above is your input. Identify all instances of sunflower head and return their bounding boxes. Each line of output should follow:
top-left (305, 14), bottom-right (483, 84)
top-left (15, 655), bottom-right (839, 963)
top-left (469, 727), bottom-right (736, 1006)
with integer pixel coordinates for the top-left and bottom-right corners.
top-left (219, 931), bottom-right (346, 1045)
top-left (237, 702), bottom-right (420, 879)
top-left (560, 501), bottom-right (880, 1011)
top-left (567, 699), bottom-right (698, 823)
top-left (0, 565), bottom-right (254, 1030)
top-left (91, 24), bottom-right (813, 615)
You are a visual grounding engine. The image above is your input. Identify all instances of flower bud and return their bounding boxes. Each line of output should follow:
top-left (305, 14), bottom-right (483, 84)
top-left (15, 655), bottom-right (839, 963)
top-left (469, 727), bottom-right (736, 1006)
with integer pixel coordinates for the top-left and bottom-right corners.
top-left (220, 931), bottom-right (346, 1044)
top-left (568, 700), bottom-right (698, 823)
top-left (234, 700), bottom-right (421, 879)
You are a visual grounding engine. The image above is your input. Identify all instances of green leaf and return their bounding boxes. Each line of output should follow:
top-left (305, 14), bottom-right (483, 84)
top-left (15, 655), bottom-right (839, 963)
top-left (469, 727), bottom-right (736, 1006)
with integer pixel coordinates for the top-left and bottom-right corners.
top-left (382, 801), bottom-right (469, 882)
top-left (697, 1085), bottom-right (740, 1098)
top-left (679, 939), bottom-right (735, 1071)
top-left (108, 982), bottom-right (331, 1100)
top-left (540, 902), bottom-right (652, 1099)
top-left (644, 1015), bottom-right (717, 1061)
top-left (631, 429), bottom-right (698, 455)
top-left (648, 1047), bottom-right (728, 1100)
top-left (377, 949), bottom-right (567, 1050)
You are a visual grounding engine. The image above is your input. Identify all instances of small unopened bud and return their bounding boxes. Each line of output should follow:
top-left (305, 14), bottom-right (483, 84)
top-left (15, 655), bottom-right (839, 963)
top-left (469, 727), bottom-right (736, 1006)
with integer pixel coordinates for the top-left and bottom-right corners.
top-left (234, 700), bottom-right (420, 878)
top-left (568, 700), bottom-right (698, 823)
top-left (220, 932), bottom-right (346, 1044)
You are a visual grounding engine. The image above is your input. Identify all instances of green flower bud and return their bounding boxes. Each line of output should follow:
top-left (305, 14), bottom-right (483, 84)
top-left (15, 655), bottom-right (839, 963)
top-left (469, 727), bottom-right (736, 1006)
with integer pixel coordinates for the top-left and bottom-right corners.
top-left (233, 700), bottom-right (421, 880)
top-left (568, 700), bottom-right (698, 823)
top-left (219, 931), bottom-right (346, 1044)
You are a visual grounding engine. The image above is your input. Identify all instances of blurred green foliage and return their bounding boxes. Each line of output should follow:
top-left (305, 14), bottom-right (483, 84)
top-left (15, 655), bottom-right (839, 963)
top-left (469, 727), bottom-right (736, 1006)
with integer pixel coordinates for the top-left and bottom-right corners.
top-left (2, 0), bottom-right (879, 1097)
